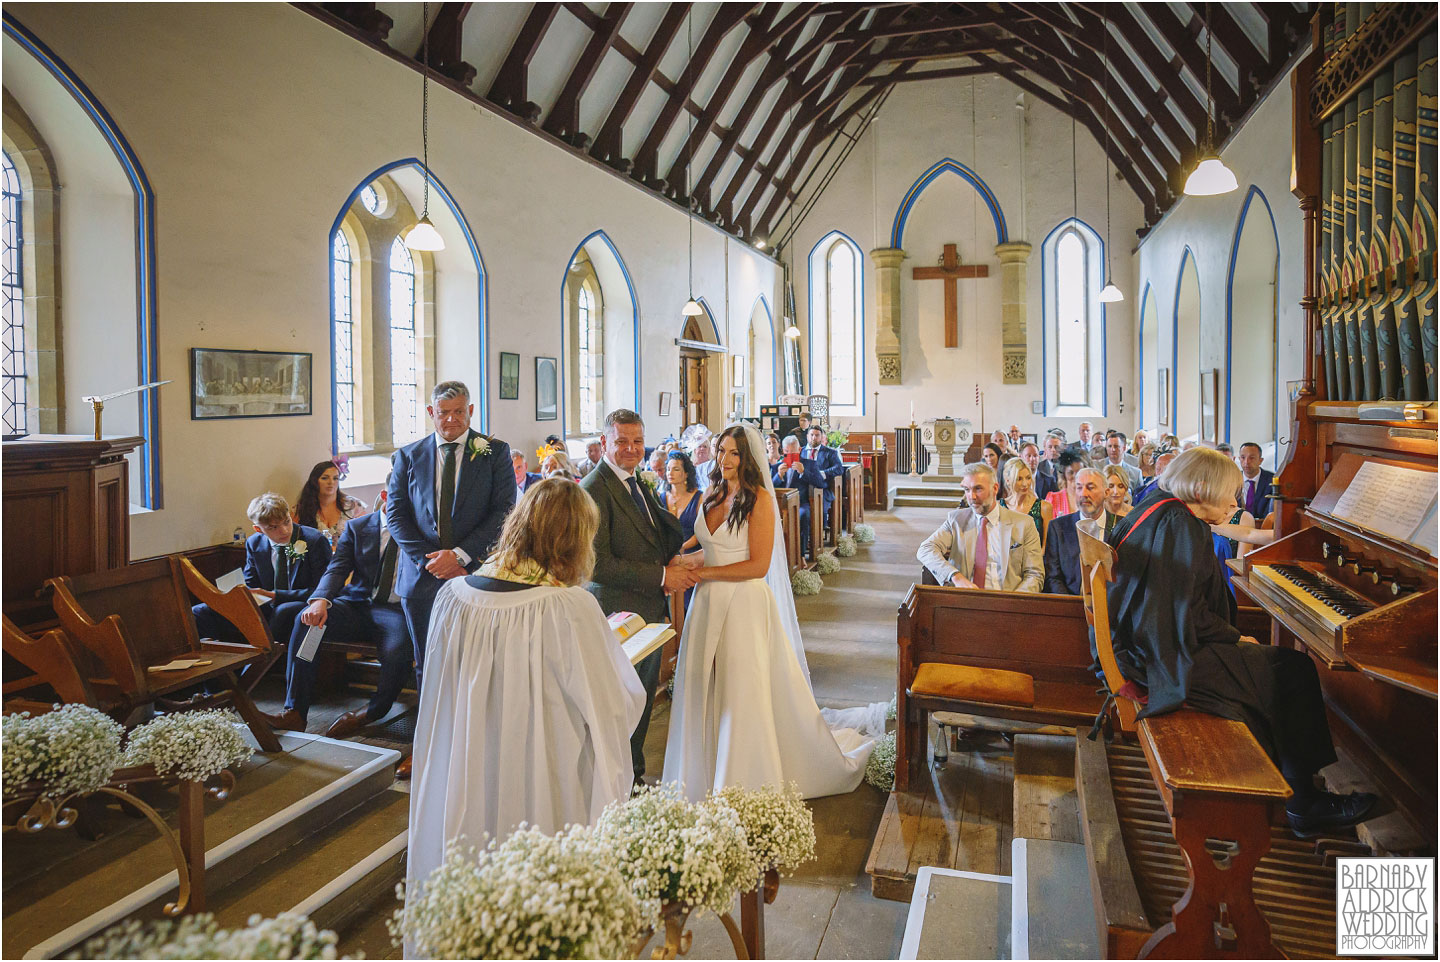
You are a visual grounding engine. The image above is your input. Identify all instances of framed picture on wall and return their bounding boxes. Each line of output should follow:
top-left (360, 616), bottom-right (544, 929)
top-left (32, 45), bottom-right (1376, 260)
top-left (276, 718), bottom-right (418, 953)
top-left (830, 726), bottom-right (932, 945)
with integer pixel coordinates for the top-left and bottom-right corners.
top-left (190, 348), bottom-right (312, 420)
top-left (658, 392), bottom-right (673, 417)
top-left (535, 357), bottom-right (558, 421)
top-left (1200, 368), bottom-right (1219, 444)
top-left (1158, 368), bottom-right (1171, 427)
top-left (499, 352), bottom-right (520, 400)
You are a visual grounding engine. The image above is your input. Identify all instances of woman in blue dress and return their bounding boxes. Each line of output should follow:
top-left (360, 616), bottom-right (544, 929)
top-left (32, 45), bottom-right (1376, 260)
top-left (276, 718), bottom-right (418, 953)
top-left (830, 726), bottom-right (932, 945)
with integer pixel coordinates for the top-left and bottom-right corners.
top-left (660, 450), bottom-right (702, 610)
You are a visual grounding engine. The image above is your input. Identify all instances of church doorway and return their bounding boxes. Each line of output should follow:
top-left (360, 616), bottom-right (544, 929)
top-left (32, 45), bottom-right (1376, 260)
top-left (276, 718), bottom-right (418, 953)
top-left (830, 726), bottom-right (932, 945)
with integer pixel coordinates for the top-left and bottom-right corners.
top-left (680, 316), bottom-right (711, 429)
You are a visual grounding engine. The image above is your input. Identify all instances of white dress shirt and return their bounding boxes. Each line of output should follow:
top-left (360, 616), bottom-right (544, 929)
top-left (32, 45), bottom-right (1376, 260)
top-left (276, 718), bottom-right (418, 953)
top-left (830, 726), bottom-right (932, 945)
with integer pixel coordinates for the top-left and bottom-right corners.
top-left (434, 430), bottom-right (472, 566)
top-left (972, 501), bottom-right (1004, 589)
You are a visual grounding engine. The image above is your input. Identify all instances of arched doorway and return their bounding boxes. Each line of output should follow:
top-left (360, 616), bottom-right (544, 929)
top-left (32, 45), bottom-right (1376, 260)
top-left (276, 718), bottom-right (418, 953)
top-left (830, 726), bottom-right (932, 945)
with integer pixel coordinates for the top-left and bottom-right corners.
top-left (1139, 284), bottom-right (1159, 430)
top-left (1174, 250), bottom-right (1201, 440)
top-left (1227, 187), bottom-right (1280, 459)
top-left (678, 300), bottom-right (725, 429)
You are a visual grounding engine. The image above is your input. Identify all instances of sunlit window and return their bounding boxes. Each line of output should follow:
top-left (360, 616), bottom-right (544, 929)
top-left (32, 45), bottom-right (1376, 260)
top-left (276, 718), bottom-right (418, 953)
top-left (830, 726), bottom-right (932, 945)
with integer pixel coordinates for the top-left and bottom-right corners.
top-left (1041, 218), bottom-right (1106, 415)
top-left (389, 237), bottom-right (419, 443)
top-left (332, 230), bottom-right (357, 446)
top-left (2, 152), bottom-right (26, 436)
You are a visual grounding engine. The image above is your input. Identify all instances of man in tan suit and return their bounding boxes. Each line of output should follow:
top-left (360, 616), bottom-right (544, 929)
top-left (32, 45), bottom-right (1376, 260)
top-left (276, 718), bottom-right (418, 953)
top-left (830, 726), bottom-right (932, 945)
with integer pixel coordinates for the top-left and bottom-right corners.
top-left (917, 462), bottom-right (1044, 592)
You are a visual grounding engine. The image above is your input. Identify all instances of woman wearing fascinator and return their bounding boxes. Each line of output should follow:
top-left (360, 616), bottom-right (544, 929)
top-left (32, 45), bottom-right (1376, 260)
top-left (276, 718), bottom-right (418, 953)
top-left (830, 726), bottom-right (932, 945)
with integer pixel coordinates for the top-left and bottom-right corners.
top-left (662, 423), bottom-right (884, 800)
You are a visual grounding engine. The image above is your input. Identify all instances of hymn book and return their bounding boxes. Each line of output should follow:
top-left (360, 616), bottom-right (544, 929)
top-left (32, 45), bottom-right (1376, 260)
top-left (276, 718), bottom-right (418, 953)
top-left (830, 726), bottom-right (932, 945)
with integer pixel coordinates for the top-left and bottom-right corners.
top-left (608, 611), bottom-right (676, 666)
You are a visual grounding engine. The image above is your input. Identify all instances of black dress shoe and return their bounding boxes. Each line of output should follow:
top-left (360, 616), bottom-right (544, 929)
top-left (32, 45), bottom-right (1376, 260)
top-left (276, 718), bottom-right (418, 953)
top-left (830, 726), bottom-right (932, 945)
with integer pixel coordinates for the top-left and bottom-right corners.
top-left (1287, 791), bottom-right (1378, 838)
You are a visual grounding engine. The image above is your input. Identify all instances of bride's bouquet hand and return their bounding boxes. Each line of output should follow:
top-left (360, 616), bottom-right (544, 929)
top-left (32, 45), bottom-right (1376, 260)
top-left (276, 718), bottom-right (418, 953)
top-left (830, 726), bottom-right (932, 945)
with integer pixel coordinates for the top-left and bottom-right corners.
top-left (679, 551), bottom-right (705, 570)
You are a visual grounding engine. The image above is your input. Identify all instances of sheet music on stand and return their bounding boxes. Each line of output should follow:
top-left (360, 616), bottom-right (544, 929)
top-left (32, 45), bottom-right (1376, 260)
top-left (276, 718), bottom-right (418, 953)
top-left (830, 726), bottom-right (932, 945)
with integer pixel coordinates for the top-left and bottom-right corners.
top-left (1330, 462), bottom-right (1439, 557)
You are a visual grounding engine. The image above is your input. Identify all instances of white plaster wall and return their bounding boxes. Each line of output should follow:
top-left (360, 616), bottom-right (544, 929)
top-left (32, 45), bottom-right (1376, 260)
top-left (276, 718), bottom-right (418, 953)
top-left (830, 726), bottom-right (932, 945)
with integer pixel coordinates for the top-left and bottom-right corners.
top-left (785, 72), bottom-right (1144, 440)
top-left (1132, 59), bottom-right (1307, 470)
top-left (3, 2), bottom-right (780, 557)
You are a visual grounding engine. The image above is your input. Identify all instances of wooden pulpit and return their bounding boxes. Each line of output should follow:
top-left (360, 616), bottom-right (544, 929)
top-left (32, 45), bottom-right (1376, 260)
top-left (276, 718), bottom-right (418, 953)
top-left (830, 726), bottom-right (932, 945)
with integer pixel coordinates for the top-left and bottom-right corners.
top-left (2, 435), bottom-right (144, 626)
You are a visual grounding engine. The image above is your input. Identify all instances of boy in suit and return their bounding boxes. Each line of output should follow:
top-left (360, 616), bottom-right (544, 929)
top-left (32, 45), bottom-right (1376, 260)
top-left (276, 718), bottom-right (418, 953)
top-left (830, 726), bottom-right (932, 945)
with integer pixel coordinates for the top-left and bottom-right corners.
top-left (193, 492), bottom-right (332, 650)
top-left (580, 408), bottom-right (688, 780)
top-left (918, 463), bottom-right (1043, 592)
top-left (263, 485), bottom-right (413, 739)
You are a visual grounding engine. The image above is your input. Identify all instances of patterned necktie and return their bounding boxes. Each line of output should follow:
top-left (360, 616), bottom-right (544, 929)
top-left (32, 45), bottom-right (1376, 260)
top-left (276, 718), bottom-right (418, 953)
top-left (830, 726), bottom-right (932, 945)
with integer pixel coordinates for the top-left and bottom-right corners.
top-left (373, 536), bottom-right (399, 603)
top-left (438, 442), bottom-right (458, 549)
top-left (971, 517), bottom-right (989, 589)
top-left (273, 544), bottom-right (290, 589)
top-left (626, 476), bottom-right (652, 527)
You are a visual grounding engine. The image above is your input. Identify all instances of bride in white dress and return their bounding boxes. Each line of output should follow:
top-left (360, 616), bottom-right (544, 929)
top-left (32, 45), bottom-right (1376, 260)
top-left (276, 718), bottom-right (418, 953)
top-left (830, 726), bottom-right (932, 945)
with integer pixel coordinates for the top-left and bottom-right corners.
top-left (663, 424), bottom-right (881, 800)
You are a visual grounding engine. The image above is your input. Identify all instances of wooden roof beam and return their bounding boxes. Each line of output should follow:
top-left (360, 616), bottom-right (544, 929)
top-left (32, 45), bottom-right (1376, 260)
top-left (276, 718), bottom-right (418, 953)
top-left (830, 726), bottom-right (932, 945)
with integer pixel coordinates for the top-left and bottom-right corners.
top-left (418, 2), bottom-right (475, 86)
top-left (1132, 2), bottom-right (1244, 125)
top-left (590, 3), bottom-right (692, 168)
top-left (1083, 4), bottom-right (1216, 136)
top-left (487, 2), bottom-right (560, 119)
top-left (543, 2), bottom-right (635, 145)
top-left (320, 3), bottom-right (392, 44)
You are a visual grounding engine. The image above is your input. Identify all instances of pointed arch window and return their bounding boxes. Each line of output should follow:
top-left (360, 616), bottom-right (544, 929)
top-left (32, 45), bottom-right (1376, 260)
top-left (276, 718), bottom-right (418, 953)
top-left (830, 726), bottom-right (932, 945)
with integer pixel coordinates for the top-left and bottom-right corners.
top-left (1042, 219), bottom-right (1106, 416)
top-left (2, 152), bottom-right (25, 436)
top-left (389, 237), bottom-right (419, 444)
top-left (331, 230), bottom-right (357, 447)
top-left (576, 285), bottom-right (601, 434)
top-left (807, 231), bottom-right (864, 413)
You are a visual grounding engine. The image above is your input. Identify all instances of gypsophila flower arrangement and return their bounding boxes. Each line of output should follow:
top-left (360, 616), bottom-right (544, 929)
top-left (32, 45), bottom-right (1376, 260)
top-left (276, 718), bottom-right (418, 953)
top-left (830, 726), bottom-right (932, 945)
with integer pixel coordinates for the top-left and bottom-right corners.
top-left (886, 694), bottom-right (898, 722)
top-left (122, 710), bottom-right (252, 783)
top-left (594, 783), bottom-right (753, 919)
top-left (395, 827), bottom-right (645, 960)
top-left (835, 533), bottom-right (858, 557)
top-left (791, 569), bottom-right (823, 596)
top-left (714, 784), bottom-right (816, 881)
top-left (815, 552), bottom-right (841, 575)
top-left (2, 704), bottom-right (124, 797)
top-left (864, 731), bottom-right (897, 791)
top-left (853, 523), bottom-right (876, 545)
top-left (72, 911), bottom-right (343, 959)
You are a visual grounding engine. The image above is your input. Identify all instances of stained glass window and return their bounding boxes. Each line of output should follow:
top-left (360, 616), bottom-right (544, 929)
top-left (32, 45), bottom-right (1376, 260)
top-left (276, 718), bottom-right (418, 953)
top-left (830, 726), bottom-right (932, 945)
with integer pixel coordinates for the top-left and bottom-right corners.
top-left (389, 237), bottom-right (419, 444)
top-left (332, 230), bottom-right (356, 447)
top-left (2, 152), bottom-right (26, 436)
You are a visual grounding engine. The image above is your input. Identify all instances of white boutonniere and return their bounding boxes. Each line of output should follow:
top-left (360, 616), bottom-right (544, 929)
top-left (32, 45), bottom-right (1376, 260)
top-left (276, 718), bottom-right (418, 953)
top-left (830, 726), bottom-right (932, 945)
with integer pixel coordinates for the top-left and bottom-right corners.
top-left (638, 470), bottom-right (660, 492)
top-left (468, 435), bottom-right (491, 461)
top-left (283, 540), bottom-right (308, 561)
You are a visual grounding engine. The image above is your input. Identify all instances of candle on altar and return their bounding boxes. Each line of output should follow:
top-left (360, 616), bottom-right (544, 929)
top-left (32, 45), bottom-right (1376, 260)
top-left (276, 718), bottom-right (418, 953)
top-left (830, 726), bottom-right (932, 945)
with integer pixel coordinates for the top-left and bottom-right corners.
top-left (909, 401), bottom-right (915, 423)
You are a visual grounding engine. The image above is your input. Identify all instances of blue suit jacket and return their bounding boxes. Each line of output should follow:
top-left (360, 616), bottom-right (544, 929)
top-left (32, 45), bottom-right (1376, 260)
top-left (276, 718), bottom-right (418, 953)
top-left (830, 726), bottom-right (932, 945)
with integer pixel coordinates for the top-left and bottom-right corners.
top-left (802, 444), bottom-right (845, 506)
top-left (243, 526), bottom-right (332, 605)
top-left (518, 471), bottom-right (543, 492)
top-left (386, 430), bottom-right (516, 597)
top-left (1042, 510), bottom-right (1118, 595)
top-left (772, 457), bottom-right (826, 504)
top-left (312, 510), bottom-right (386, 604)
top-left (1241, 468), bottom-right (1274, 521)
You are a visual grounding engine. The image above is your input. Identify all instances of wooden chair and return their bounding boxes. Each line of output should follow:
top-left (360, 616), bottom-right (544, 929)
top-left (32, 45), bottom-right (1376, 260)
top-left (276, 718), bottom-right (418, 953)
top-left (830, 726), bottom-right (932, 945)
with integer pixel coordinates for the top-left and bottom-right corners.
top-left (1076, 525), bottom-right (1137, 733)
top-left (45, 556), bottom-right (283, 751)
top-left (2, 615), bottom-right (97, 715)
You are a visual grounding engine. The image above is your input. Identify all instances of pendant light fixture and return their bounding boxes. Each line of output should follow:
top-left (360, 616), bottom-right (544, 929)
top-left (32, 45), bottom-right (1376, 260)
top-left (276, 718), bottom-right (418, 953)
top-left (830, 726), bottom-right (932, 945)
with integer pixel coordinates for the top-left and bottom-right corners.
top-left (405, 1), bottom-right (446, 252)
top-left (680, 8), bottom-right (704, 317)
top-left (1183, 1), bottom-right (1238, 197)
top-left (1098, 16), bottom-right (1124, 303)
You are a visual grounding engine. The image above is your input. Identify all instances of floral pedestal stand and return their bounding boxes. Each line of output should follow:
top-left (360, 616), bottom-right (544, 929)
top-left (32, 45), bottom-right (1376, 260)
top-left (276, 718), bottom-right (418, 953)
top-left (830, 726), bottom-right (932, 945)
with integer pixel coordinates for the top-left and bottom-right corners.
top-left (2, 766), bottom-right (237, 915)
top-left (639, 867), bottom-right (782, 961)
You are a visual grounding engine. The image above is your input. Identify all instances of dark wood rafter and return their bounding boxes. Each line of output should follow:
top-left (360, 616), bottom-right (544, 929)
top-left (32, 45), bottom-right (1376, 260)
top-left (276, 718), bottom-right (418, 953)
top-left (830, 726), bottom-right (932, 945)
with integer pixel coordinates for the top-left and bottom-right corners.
top-left (1133, 1), bottom-right (1245, 125)
top-left (320, 2), bottom-right (392, 43)
top-left (1205, 2), bottom-right (1269, 93)
top-left (419, 2), bottom-right (475, 86)
top-left (1082, 4), bottom-right (1213, 136)
top-left (543, 2), bottom-right (635, 145)
top-left (487, 2), bottom-right (560, 119)
top-left (590, 2), bottom-right (693, 169)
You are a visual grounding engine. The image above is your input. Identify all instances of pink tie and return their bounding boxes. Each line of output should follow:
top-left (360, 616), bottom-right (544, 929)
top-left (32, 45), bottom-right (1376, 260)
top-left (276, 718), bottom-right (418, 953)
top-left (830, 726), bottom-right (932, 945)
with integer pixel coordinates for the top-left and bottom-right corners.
top-left (972, 518), bottom-right (989, 589)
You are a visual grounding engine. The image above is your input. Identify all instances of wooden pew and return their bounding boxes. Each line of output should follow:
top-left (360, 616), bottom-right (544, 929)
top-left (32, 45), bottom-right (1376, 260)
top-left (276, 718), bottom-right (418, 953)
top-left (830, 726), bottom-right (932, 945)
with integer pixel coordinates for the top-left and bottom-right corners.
top-left (44, 556), bottom-right (283, 751)
top-left (828, 476), bottom-right (845, 544)
top-left (3, 615), bottom-right (96, 714)
top-left (1075, 527), bottom-right (1293, 958)
top-left (775, 488), bottom-right (803, 573)
top-left (843, 463), bottom-right (864, 530)
top-left (807, 488), bottom-right (824, 563)
top-left (894, 585), bottom-right (1102, 793)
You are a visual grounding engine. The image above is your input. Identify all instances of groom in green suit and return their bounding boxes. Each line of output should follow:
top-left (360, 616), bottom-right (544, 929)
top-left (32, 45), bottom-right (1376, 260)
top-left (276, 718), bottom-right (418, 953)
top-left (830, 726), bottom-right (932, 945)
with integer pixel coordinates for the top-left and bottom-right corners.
top-left (580, 408), bottom-right (692, 780)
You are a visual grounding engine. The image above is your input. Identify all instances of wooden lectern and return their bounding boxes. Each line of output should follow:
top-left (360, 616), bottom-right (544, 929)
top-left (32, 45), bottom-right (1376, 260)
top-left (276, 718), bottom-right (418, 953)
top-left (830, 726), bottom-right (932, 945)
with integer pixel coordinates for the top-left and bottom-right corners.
top-left (2, 435), bottom-right (145, 626)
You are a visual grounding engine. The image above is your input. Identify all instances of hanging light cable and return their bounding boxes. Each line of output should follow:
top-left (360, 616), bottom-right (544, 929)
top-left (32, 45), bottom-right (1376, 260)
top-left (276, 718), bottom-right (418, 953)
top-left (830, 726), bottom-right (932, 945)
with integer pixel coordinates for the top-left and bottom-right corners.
top-left (1099, 17), bottom-right (1124, 302)
top-left (1183, 0), bottom-right (1238, 196)
top-left (405, 1), bottom-right (445, 251)
top-left (782, 96), bottom-right (800, 339)
top-left (680, 8), bottom-right (704, 317)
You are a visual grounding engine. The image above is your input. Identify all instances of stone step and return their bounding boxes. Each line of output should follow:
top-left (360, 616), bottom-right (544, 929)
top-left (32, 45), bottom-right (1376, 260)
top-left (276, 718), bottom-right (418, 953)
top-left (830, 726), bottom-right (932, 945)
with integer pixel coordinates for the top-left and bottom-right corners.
top-left (1010, 838), bottom-right (1101, 960)
top-left (3, 732), bottom-right (401, 959)
top-left (899, 867), bottom-right (1013, 960)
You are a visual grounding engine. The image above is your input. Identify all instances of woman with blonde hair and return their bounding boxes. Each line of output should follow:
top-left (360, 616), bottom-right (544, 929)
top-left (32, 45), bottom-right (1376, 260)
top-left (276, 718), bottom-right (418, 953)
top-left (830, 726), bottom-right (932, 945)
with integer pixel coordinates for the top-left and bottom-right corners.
top-left (406, 478), bottom-right (645, 899)
top-left (1100, 463), bottom-right (1134, 518)
top-left (1001, 456), bottom-right (1052, 545)
top-left (1107, 448), bottom-right (1375, 838)
top-left (539, 447), bottom-right (580, 480)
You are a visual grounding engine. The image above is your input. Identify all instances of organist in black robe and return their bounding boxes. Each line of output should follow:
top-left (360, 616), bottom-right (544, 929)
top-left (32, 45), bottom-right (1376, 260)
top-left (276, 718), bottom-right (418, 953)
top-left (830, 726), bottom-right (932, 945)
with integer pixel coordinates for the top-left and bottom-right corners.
top-left (1106, 448), bottom-right (1375, 838)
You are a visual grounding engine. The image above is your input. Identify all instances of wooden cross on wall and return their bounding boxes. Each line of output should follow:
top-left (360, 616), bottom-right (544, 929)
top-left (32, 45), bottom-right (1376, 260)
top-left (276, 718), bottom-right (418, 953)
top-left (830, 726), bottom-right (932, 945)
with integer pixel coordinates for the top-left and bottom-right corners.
top-left (912, 243), bottom-right (988, 348)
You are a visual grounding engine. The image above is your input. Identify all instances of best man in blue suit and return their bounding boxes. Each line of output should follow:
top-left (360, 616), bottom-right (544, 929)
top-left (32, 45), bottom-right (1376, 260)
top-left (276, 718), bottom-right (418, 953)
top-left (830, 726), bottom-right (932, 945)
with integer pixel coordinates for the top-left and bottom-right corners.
top-left (802, 426), bottom-right (846, 516)
top-left (193, 492), bottom-right (331, 649)
top-left (1236, 442), bottom-right (1274, 522)
top-left (387, 381), bottom-right (516, 682)
top-left (773, 436), bottom-right (827, 555)
top-left (262, 485), bottom-right (413, 738)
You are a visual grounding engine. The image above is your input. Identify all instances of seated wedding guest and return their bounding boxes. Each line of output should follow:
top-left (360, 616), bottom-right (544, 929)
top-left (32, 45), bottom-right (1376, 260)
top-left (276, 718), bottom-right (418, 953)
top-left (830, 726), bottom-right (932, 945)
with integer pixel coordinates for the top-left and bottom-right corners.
top-left (1236, 442), bottom-right (1274, 522)
top-left (775, 436), bottom-right (827, 555)
top-left (660, 450), bottom-right (702, 546)
top-left (982, 442), bottom-right (1008, 499)
top-left (1017, 441), bottom-right (1057, 500)
top-left (691, 433), bottom-right (715, 490)
top-left (194, 493), bottom-right (332, 649)
top-left (1037, 431), bottom-right (1065, 485)
top-left (541, 449), bottom-right (580, 481)
top-left (543, 433), bottom-right (564, 450)
top-left (789, 412), bottom-right (812, 448)
top-left (1008, 424), bottom-right (1023, 451)
top-left (1126, 430), bottom-right (1148, 467)
top-left (646, 446), bottom-right (668, 479)
top-left (1098, 434), bottom-right (1142, 489)
top-left (293, 460), bottom-right (367, 547)
top-left (263, 483), bottom-right (412, 739)
top-left (1044, 451), bottom-right (1085, 516)
top-left (989, 429), bottom-right (1014, 457)
top-left (512, 450), bottom-right (541, 498)
top-left (1137, 442), bottom-right (1158, 481)
top-left (1000, 457), bottom-right (1052, 546)
top-left (574, 438), bottom-right (604, 478)
top-left (803, 425), bottom-right (846, 515)
top-left (1107, 448), bottom-right (1375, 837)
top-left (1043, 468), bottom-right (1119, 595)
top-left (764, 432), bottom-right (783, 468)
top-left (918, 462), bottom-right (1043, 592)
top-left (1101, 464), bottom-right (1134, 518)
top-left (406, 478), bottom-right (645, 893)
top-left (1216, 441), bottom-right (1235, 460)
top-left (1066, 422), bottom-right (1095, 459)
top-left (1133, 442), bottom-right (1178, 503)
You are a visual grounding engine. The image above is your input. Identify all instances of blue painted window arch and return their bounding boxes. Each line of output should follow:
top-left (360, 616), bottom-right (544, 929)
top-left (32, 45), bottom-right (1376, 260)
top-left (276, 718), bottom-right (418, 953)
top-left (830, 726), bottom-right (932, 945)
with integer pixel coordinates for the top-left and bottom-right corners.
top-left (807, 231), bottom-right (865, 413)
top-left (1041, 218), bottom-right (1106, 416)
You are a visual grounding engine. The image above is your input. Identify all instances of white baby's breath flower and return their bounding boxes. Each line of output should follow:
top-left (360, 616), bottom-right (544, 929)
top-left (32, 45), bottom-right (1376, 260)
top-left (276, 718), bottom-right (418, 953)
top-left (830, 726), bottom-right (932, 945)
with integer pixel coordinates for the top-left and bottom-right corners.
top-left (815, 552), bottom-right (841, 575)
top-left (853, 523), bottom-right (876, 545)
top-left (2, 704), bottom-right (123, 797)
top-left (71, 911), bottom-right (344, 959)
top-left (713, 783), bottom-right (816, 881)
top-left (122, 710), bottom-right (252, 783)
top-left (864, 731), bottom-right (897, 791)
top-left (836, 533), bottom-right (858, 557)
top-left (791, 569), bottom-right (823, 596)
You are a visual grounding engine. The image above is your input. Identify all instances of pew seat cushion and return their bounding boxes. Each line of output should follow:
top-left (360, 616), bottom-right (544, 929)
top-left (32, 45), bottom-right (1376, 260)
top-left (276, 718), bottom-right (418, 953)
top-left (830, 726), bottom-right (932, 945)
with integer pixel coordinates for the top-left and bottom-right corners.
top-left (911, 662), bottom-right (1035, 707)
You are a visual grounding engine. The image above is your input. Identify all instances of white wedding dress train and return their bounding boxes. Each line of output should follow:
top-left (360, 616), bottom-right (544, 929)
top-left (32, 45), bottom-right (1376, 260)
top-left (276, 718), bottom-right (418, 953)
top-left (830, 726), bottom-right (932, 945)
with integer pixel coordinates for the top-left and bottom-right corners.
top-left (662, 501), bottom-right (879, 800)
